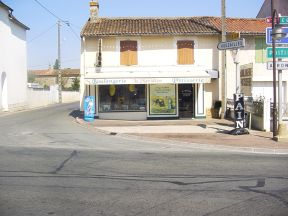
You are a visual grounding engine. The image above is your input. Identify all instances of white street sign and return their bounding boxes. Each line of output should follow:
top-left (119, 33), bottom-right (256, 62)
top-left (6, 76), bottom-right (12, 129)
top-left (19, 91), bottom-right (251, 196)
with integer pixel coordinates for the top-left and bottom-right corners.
top-left (267, 61), bottom-right (288, 70)
top-left (217, 38), bottom-right (245, 50)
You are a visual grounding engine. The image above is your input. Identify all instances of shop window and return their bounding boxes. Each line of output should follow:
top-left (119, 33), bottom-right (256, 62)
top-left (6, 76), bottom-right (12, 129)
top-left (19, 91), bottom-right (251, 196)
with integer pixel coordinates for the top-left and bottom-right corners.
top-left (120, 40), bottom-right (138, 66)
top-left (177, 40), bottom-right (195, 65)
top-left (99, 84), bottom-right (146, 112)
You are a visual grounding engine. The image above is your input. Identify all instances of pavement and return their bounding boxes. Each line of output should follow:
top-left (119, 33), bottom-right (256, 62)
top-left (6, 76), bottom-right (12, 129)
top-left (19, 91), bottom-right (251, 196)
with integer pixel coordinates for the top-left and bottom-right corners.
top-left (76, 117), bottom-right (288, 154)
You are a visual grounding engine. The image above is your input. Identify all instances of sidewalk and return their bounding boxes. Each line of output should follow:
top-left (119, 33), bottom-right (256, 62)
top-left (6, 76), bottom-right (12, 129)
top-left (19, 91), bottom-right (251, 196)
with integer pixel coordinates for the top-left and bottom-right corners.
top-left (76, 117), bottom-right (288, 154)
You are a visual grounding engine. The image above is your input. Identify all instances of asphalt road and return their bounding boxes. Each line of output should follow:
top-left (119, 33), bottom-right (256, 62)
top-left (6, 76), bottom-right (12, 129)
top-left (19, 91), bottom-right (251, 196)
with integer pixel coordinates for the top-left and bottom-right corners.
top-left (0, 103), bottom-right (288, 216)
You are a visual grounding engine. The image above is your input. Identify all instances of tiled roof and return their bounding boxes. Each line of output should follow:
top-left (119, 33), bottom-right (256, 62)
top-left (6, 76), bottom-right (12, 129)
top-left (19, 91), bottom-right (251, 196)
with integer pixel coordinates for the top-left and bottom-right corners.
top-left (0, 1), bottom-right (29, 30)
top-left (81, 17), bottom-right (268, 37)
top-left (30, 69), bottom-right (80, 77)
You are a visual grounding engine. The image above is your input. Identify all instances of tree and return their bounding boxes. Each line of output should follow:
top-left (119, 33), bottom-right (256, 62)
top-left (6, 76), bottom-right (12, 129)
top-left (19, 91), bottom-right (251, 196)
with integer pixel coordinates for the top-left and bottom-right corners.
top-left (27, 71), bottom-right (35, 83)
top-left (53, 59), bottom-right (60, 69)
top-left (71, 77), bottom-right (80, 91)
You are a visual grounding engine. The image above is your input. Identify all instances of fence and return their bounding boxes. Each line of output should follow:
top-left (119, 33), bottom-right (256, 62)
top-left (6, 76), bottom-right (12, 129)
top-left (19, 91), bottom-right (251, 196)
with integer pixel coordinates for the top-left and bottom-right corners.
top-left (27, 86), bottom-right (79, 109)
top-left (226, 97), bottom-right (271, 131)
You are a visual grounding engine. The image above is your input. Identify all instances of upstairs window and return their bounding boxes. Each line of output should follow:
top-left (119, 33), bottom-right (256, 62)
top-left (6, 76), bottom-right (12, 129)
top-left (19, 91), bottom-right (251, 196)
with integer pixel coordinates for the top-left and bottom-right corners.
top-left (255, 37), bottom-right (267, 63)
top-left (120, 40), bottom-right (138, 66)
top-left (177, 40), bottom-right (195, 65)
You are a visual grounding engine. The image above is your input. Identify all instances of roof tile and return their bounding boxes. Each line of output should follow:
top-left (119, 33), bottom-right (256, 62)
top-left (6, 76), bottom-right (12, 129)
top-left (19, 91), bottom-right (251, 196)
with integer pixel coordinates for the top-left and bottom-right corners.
top-left (81, 17), bottom-right (269, 37)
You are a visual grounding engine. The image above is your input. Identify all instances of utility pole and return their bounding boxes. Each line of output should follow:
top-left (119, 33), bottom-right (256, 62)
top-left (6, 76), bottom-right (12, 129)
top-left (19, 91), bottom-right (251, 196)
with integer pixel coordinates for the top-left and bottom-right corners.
top-left (221, 0), bottom-right (227, 118)
top-left (58, 20), bottom-right (62, 103)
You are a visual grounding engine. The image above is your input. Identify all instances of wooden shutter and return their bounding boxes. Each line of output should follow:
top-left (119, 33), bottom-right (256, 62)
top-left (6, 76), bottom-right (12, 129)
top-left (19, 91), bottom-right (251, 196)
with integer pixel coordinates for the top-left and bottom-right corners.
top-left (120, 40), bottom-right (138, 65)
top-left (177, 40), bottom-right (195, 65)
top-left (255, 37), bottom-right (267, 63)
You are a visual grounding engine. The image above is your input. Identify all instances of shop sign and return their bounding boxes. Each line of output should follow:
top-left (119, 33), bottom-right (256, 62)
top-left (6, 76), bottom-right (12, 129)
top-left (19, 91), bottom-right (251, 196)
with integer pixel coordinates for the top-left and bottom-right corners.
top-left (85, 77), bottom-right (211, 85)
top-left (234, 93), bottom-right (245, 129)
top-left (84, 96), bottom-right (95, 122)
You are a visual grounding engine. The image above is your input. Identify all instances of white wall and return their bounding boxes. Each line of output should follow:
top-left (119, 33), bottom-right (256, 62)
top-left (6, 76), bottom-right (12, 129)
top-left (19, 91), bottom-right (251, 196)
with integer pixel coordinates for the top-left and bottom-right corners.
top-left (27, 87), bottom-right (79, 109)
top-left (0, 6), bottom-right (28, 111)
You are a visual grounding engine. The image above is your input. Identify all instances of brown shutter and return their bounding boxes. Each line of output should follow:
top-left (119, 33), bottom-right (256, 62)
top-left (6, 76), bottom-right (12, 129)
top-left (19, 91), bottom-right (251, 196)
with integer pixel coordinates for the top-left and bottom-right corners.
top-left (120, 41), bottom-right (138, 65)
top-left (177, 40), bottom-right (194, 65)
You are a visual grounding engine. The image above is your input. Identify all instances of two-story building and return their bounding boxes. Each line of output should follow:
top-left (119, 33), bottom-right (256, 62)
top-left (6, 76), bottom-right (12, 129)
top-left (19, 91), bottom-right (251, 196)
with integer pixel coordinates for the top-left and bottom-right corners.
top-left (0, 1), bottom-right (29, 112)
top-left (80, 1), bottom-right (269, 120)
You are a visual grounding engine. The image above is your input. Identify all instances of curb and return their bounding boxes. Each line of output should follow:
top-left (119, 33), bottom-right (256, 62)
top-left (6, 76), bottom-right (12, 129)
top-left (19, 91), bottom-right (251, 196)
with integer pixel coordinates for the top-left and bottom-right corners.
top-left (75, 118), bottom-right (288, 155)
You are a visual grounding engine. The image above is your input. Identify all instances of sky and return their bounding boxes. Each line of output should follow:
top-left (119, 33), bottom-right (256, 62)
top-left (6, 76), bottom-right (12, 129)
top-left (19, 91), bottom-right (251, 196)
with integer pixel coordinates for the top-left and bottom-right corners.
top-left (2, 0), bottom-right (264, 70)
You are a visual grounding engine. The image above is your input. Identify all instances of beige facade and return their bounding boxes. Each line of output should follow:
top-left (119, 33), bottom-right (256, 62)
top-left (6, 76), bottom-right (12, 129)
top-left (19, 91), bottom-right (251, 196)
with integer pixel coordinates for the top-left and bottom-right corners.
top-left (81, 35), bottom-right (221, 120)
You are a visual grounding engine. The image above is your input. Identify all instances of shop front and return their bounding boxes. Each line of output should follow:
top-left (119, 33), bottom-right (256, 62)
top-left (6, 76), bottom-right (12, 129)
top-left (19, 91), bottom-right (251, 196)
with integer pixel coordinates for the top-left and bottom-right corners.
top-left (83, 66), bottom-right (211, 120)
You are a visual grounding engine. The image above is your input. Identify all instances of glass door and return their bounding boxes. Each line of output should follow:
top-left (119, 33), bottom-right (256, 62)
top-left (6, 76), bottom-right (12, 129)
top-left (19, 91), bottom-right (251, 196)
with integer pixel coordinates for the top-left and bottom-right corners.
top-left (178, 84), bottom-right (194, 118)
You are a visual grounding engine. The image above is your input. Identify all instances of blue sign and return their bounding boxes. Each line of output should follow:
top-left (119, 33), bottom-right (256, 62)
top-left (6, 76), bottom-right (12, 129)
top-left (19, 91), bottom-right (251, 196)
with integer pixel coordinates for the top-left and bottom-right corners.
top-left (266, 27), bottom-right (288, 45)
top-left (84, 96), bottom-right (95, 122)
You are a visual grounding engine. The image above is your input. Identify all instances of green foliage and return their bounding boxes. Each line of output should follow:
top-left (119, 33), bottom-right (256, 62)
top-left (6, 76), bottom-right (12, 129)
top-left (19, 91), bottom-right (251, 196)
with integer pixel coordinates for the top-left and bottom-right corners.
top-left (71, 77), bottom-right (80, 91)
top-left (27, 71), bottom-right (35, 83)
top-left (53, 59), bottom-right (60, 69)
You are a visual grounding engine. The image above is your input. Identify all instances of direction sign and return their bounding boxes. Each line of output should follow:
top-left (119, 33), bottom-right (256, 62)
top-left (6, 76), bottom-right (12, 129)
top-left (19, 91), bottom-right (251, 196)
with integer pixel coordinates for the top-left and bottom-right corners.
top-left (266, 47), bottom-right (288, 58)
top-left (267, 61), bottom-right (288, 70)
top-left (266, 27), bottom-right (288, 44)
top-left (280, 16), bottom-right (288, 24)
top-left (217, 38), bottom-right (245, 50)
top-left (266, 17), bottom-right (279, 24)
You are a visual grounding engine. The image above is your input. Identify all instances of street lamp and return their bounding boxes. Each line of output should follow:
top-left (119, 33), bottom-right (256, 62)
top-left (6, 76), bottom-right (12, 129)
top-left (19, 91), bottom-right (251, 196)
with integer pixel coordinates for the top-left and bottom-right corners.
top-left (271, 0), bottom-right (287, 140)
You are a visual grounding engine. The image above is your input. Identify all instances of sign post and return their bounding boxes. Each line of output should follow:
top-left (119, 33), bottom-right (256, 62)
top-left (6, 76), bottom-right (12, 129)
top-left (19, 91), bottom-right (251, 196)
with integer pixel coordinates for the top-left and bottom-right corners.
top-left (217, 38), bottom-right (249, 135)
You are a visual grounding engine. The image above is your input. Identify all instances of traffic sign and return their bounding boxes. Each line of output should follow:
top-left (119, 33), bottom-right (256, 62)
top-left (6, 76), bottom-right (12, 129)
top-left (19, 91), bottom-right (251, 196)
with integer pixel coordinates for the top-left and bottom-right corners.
top-left (266, 47), bottom-right (288, 58)
top-left (217, 38), bottom-right (245, 50)
top-left (266, 17), bottom-right (279, 24)
top-left (280, 16), bottom-right (288, 24)
top-left (267, 61), bottom-right (288, 70)
top-left (266, 27), bottom-right (288, 45)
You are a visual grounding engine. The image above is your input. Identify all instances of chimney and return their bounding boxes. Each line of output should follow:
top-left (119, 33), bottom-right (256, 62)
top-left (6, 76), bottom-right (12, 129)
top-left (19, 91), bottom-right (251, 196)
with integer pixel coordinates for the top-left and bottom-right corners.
top-left (90, 1), bottom-right (99, 22)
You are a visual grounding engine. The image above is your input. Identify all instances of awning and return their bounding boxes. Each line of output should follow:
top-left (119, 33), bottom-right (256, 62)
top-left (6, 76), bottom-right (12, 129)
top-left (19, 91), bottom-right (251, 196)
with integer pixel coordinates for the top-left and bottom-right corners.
top-left (84, 66), bottom-right (212, 85)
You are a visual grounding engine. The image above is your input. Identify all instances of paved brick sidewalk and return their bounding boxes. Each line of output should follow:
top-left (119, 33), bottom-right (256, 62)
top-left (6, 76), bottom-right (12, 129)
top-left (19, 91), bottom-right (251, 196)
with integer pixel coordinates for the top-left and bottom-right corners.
top-left (77, 118), bottom-right (288, 152)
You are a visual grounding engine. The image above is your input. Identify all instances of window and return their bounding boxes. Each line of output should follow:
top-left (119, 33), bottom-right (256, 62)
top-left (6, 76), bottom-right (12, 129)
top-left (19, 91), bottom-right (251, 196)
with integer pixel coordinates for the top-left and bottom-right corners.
top-left (99, 84), bottom-right (146, 112)
top-left (255, 37), bottom-right (267, 63)
top-left (120, 40), bottom-right (138, 65)
top-left (177, 40), bottom-right (195, 65)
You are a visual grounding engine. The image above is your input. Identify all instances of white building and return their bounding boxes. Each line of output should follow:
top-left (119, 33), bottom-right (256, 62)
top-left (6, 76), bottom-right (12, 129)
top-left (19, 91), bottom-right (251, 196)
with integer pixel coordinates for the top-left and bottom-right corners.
top-left (80, 1), bottom-right (272, 120)
top-left (0, 1), bottom-right (29, 111)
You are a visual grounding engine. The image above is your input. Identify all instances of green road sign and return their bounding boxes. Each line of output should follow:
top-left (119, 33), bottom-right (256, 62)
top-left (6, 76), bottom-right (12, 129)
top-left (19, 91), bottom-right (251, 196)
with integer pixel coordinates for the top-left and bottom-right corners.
top-left (280, 16), bottom-right (288, 24)
top-left (267, 47), bottom-right (288, 58)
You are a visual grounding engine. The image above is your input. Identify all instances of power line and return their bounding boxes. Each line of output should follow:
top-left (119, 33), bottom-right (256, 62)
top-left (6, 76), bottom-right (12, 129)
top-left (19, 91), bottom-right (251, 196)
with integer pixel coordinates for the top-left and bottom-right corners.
top-left (33, 0), bottom-right (64, 22)
top-left (33, 0), bottom-right (80, 40)
top-left (67, 25), bottom-right (80, 41)
top-left (28, 23), bottom-right (57, 43)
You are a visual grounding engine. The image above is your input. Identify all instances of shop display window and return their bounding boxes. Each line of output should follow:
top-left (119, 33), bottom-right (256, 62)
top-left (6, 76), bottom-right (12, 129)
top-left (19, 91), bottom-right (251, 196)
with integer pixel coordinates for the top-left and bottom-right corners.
top-left (99, 84), bottom-right (146, 112)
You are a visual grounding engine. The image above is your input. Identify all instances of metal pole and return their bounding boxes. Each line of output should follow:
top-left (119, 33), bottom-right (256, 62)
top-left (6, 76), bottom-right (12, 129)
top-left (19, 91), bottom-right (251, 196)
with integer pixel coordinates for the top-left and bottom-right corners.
top-left (58, 20), bottom-right (62, 103)
top-left (221, 0), bottom-right (227, 118)
top-left (271, 0), bottom-right (277, 139)
top-left (278, 61), bottom-right (283, 124)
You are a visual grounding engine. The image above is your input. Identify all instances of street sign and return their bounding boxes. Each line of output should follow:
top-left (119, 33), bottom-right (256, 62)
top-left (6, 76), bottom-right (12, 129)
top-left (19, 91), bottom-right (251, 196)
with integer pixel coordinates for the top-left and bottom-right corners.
top-left (267, 61), bottom-right (288, 70)
top-left (217, 38), bottom-right (245, 50)
top-left (280, 16), bottom-right (288, 24)
top-left (267, 47), bottom-right (288, 58)
top-left (266, 27), bottom-right (288, 45)
top-left (227, 32), bottom-right (240, 40)
top-left (266, 17), bottom-right (279, 23)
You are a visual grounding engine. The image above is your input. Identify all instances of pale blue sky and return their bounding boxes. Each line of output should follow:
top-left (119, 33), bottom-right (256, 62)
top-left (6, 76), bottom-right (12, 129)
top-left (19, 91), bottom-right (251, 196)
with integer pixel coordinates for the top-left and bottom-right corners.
top-left (3, 0), bottom-right (264, 70)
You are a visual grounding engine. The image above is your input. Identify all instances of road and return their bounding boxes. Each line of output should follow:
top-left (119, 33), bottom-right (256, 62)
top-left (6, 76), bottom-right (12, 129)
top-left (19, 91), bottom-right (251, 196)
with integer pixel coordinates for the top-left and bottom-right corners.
top-left (0, 103), bottom-right (287, 216)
